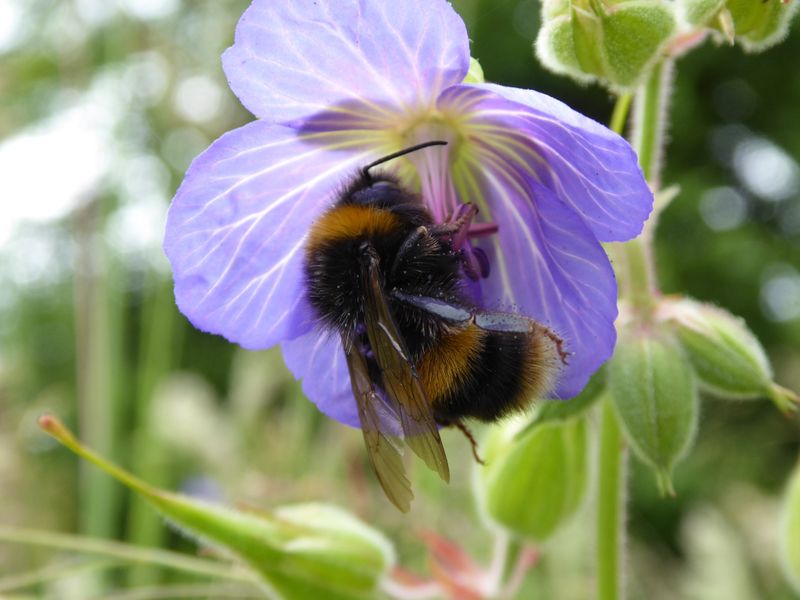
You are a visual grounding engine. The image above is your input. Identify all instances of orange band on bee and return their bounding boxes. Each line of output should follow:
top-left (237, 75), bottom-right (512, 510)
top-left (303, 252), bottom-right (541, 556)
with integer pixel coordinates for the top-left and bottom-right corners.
top-left (417, 325), bottom-right (484, 401)
top-left (306, 205), bottom-right (401, 252)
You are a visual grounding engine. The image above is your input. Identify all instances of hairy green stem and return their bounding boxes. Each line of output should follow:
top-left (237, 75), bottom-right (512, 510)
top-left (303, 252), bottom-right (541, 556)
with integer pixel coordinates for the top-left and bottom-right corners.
top-left (609, 93), bottom-right (633, 138)
top-left (598, 61), bottom-right (673, 600)
top-left (623, 61), bottom-right (673, 317)
top-left (632, 60), bottom-right (672, 186)
top-left (596, 398), bottom-right (626, 600)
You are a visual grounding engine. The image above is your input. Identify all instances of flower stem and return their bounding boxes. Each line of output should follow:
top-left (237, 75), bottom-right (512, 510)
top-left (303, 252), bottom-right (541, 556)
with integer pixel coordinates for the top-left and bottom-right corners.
top-left (618, 60), bottom-right (674, 317)
top-left (596, 398), bottom-right (626, 600)
top-left (632, 60), bottom-right (672, 186)
top-left (609, 93), bottom-right (633, 138)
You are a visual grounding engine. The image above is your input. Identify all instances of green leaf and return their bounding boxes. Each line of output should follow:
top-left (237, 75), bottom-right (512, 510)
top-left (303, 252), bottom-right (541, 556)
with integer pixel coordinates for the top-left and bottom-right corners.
top-left (608, 329), bottom-right (699, 494)
top-left (38, 416), bottom-right (393, 600)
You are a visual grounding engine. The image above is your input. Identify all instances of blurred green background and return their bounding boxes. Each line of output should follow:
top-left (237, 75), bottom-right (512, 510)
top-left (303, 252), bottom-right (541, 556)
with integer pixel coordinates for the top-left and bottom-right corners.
top-left (0, 0), bottom-right (798, 598)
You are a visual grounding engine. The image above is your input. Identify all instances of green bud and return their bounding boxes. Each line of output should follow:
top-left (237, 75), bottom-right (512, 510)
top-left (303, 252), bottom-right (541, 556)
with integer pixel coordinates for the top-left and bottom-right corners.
top-left (782, 460), bottom-right (800, 594)
top-left (683, 0), bottom-right (799, 51)
top-left (543, 0), bottom-right (571, 20)
top-left (608, 329), bottom-right (699, 494)
top-left (662, 297), bottom-right (798, 413)
top-left (478, 415), bottom-right (588, 541)
top-left (679, 0), bottom-right (727, 26)
top-left (536, 16), bottom-right (596, 85)
top-left (725, 0), bottom-right (799, 51)
top-left (602, 1), bottom-right (677, 86)
top-left (536, 0), bottom-right (677, 90)
top-left (38, 416), bottom-right (394, 600)
top-left (463, 57), bottom-right (485, 84)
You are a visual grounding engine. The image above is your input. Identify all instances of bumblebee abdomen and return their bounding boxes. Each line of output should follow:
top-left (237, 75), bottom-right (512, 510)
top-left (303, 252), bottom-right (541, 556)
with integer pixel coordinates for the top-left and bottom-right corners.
top-left (416, 325), bottom-right (485, 401)
top-left (427, 324), bottom-right (560, 424)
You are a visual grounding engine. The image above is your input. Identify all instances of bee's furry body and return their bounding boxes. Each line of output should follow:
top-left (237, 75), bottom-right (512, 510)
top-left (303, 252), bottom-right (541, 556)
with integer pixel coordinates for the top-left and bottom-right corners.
top-left (305, 173), bottom-right (560, 426)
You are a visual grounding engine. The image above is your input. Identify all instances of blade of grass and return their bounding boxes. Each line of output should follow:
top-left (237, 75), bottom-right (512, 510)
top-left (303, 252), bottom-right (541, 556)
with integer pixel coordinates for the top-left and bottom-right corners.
top-left (73, 203), bottom-right (125, 543)
top-left (0, 558), bottom-right (117, 593)
top-left (89, 582), bottom-right (266, 600)
top-left (0, 527), bottom-right (256, 583)
top-left (127, 276), bottom-right (179, 587)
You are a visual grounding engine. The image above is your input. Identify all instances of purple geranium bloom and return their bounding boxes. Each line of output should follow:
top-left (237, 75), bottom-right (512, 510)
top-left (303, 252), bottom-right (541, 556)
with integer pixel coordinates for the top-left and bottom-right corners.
top-left (164, 0), bottom-right (652, 428)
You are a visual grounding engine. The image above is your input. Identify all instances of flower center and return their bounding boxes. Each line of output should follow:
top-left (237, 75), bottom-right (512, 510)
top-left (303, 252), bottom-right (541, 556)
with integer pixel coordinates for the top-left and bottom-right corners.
top-left (387, 110), bottom-right (498, 280)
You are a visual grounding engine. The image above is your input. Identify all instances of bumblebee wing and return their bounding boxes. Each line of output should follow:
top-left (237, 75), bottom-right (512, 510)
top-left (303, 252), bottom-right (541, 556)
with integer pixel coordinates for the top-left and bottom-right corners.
top-left (360, 246), bottom-right (450, 483)
top-left (343, 337), bottom-right (412, 512)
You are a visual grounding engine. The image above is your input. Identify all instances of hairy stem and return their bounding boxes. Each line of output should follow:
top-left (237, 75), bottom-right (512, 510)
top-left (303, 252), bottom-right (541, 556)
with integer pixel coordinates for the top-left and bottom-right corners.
top-left (599, 60), bottom-right (674, 600)
top-left (632, 60), bottom-right (673, 187)
top-left (622, 61), bottom-right (674, 317)
top-left (596, 398), bottom-right (626, 600)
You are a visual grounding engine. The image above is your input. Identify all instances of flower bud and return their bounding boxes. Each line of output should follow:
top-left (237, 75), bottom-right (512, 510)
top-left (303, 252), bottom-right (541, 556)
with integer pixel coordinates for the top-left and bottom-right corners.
top-left (781, 460), bottom-right (800, 594)
top-left (608, 328), bottom-right (698, 494)
top-left (38, 415), bottom-right (394, 600)
top-left (477, 415), bottom-right (588, 541)
top-left (542, 0), bottom-right (571, 20)
top-left (661, 297), bottom-right (798, 413)
top-left (680, 0), bottom-right (799, 52)
top-left (269, 503), bottom-right (395, 597)
top-left (724, 0), bottom-right (798, 51)
top-left (536, 0), bottom-right (677, 89)
top-left (679, 0), bottom-right (727, 27)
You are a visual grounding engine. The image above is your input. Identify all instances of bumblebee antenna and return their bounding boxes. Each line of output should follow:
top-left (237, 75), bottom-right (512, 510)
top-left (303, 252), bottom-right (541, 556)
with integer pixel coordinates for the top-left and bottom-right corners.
top-left (362, 140), bottom-right (448, 181)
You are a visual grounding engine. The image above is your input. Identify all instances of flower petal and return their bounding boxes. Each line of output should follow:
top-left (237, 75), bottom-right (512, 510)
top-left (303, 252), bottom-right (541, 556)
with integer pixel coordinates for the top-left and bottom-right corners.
top-left (164, 121), bottom-right (375, 350)
top-left (451, 145), bottom-right (618, 398)
top-left (282, 331), bottom-right (359, 428)
top-left (222, 0), bottom-right (470, 124)
top-left (440, 84), bottom-right (652, 243)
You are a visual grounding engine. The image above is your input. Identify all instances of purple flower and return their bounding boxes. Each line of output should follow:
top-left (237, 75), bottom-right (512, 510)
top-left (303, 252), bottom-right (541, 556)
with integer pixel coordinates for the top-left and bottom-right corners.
top-left (164, 0), bottom-right (652, 428)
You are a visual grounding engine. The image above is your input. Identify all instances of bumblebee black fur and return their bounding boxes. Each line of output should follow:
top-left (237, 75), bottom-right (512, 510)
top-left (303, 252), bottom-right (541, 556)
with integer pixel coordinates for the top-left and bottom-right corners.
top-left (304, 170), bottom-right (561, 427)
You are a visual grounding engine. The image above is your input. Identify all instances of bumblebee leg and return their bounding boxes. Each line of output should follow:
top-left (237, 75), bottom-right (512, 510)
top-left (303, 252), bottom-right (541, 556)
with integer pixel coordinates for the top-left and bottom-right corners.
top-left (539, 325), bottom-right (570, 365)
top-left (429, 204), bottom-right (478, 248)
top-left (453, 420), bottom-right (485, 465)
top-left (389, 226), bottom-right (436, 282)
top-left (430, 205), bottom-right (496, 281)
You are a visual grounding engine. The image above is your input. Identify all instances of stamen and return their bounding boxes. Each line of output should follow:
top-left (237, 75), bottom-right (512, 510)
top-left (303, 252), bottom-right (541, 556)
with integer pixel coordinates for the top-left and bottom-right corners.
top-left (467, 222), bottom-right (499, 238)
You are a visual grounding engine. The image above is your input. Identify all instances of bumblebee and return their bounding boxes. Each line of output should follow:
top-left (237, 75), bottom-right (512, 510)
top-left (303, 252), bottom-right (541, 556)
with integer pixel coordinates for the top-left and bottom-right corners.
top-left (304, 141), bottom-right (565, 511)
